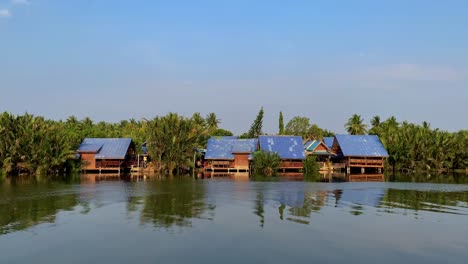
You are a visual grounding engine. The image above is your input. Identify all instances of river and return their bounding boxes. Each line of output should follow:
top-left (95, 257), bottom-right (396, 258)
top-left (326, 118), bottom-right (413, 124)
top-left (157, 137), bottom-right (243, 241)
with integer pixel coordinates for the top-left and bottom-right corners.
top-left (0, 173), bottom-right (467, 263)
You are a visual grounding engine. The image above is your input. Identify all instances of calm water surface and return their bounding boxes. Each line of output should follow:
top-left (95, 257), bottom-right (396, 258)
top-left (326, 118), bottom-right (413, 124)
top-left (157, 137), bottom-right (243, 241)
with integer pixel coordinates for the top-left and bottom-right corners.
top-left (0, 174), bottom-right (467, 264)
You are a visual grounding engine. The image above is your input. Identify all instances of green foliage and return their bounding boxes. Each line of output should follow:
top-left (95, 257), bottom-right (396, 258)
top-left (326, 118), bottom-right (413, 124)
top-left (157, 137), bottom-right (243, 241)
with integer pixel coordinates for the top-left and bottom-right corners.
top-left (0, 111), bottom-right (232, 176)
top-left (303, 155), bottom-right (320, 174)
top-left (284, 116), bottom-right (329, 139)
top-left (211, 128), bottom-right (234, 137)
top-left (285, 116), bottom-right (310, 137)
top-left (145, 113), bottom-right (206, 175)
top-left (0, 113), bottom-right (74, 175)
top-left (247, 107), bottom-right (264, 138)
top-left (345, 114), bottom-right (368, 135)
top-left (279, 111), bottom-right (284, 135)
top-left (238, 132), bottom-right (251, 139)
top-left (252, 151), bottom-right (280, 176)
top-left (205, 112), bottom-right (220, 133)
top-left (372, 117), bottom-right (468, 171)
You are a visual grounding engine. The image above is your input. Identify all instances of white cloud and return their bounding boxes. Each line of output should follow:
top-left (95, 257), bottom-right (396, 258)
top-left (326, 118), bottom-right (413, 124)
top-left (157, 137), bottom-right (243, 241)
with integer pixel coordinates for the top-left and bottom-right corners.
top-left (0, 9), bottom-right (11, 18)
top-left (12, 0), bottom-right (29, 5)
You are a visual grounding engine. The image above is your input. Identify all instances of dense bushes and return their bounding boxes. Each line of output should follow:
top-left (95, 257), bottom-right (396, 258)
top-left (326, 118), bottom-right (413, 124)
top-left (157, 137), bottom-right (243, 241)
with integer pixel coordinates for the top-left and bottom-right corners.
top-left (251, 151), bottom-right (280, 176)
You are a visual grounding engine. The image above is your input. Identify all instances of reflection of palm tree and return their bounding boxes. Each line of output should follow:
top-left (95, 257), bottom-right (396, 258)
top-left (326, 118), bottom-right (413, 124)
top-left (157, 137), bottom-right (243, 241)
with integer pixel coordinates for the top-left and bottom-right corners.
top-left (254, 191), bottom-right (265, 228)
top-left (345, 114), bottom-right (368, 135)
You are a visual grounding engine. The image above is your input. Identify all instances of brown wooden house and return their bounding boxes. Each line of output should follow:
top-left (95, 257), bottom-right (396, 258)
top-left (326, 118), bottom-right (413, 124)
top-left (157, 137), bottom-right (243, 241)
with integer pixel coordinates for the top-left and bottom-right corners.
top-left (204, 137), bottom-right (258, 172)
top-left (77, 138), bottom-right (136, 173)
top-left (258, 136), bottom-right (305, 171)
top-left (304, 139), bottom-right (335, 171)
top-left (331, 135), bottom-right (389, 173)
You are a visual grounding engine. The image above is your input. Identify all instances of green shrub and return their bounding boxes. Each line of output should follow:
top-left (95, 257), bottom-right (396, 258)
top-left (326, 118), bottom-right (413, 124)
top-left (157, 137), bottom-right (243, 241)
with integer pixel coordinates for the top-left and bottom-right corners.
top-left (303, 155), bottom-right (320, 174)
top-left (252, 151), bottom-right (280, 176)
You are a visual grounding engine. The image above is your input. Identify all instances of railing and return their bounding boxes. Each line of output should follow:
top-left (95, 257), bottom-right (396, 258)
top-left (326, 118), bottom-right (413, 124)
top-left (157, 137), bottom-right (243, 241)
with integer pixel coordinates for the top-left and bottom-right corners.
top-left (349, 158), bottom-right (383, 167)
top-left (280, 161), bottom-right (303, 168)
top-left (332, 163), bottom-right (346, 169)
top-left (210, 161), bottom-right (231, 168)
top-left (96, 160), bottom-right (122, 168)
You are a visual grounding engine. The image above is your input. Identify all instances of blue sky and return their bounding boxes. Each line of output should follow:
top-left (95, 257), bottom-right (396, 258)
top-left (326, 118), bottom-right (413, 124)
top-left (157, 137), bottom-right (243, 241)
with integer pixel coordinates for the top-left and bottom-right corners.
top-left (1, 0), bottom-right (467, 134)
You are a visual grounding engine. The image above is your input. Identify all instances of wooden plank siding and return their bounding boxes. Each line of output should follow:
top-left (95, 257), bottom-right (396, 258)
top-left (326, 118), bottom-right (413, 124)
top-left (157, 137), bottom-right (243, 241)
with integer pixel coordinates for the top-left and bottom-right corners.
top-left (205, 153), bottom-right (250, 172)
top-left (279, 160), bottom-right (303, 169)
top-left (348, 157), bottom-right (384, 168)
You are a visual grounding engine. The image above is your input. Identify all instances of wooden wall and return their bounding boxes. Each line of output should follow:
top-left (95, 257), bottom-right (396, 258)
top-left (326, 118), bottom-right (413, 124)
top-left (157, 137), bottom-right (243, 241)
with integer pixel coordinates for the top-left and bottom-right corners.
top-left (81, 153), bottom-right (96, 170)
top-left (233, 154), bottom-right (249, 169)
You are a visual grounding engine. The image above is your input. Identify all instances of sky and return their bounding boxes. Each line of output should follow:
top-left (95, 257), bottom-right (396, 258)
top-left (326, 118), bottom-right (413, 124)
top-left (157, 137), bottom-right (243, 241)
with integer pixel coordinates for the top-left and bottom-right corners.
top-left (1, 0), bottom-right (467, 134)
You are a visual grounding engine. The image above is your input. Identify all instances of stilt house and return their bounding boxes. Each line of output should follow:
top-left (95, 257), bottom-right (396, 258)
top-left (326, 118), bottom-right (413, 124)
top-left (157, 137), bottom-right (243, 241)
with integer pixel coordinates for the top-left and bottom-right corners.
top-left (331, 135), bottom-right (389, 173)
top-left (77, 138), bottom-right (136, 172)
top-left (204, 137), bottom-right (258, 172)
top-left (304, 139), bottom-right (335, 171)
top-left (258, 136), bottom-right (305, 171)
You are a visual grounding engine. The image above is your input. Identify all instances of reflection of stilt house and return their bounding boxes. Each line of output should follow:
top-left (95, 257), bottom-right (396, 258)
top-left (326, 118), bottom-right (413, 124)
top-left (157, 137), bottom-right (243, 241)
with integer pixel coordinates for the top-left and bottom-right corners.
top-left (331, 135), bottom-right (389, 173)
top-left (204, 137), bottom-right (258, 172)
top-left (304, 139), bottom-right (335, 171)
top-left (258, 136), bottom-right (305, 171)
top-left (77, 138), bottom-right (137, 173)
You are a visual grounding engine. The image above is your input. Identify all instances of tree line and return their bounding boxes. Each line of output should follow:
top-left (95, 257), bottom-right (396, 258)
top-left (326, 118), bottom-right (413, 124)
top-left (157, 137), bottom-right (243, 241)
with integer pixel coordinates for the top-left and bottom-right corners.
top-left (0, 110), bottom-right (466, 176)
top-left (0, 111), bottom-right (231, 176)
top-left (344, 114), bottom-right (467, 172)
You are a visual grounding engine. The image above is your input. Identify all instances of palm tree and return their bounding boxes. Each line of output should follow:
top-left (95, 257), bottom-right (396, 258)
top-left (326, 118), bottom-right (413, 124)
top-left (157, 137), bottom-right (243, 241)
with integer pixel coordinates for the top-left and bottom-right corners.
top-left (345, 114), bottom-right (368, 135)
top-left (205, 113), bottom-right (219, 133)
top-left (370, 115), bottom-right (381, 128)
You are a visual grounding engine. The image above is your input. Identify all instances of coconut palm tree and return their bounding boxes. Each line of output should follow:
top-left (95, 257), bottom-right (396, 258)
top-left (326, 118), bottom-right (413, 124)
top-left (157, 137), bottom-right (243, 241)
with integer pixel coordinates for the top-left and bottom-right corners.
top-left (205, 113), bottom-right (220, 133)
top-left (345, 114), bottom-right (368, 135)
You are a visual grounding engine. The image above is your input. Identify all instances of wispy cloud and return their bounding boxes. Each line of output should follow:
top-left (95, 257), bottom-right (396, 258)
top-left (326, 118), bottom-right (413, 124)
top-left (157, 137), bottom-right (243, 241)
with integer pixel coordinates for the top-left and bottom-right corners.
top-left (12, 0), bottom-right (29, 5)
top-left (0, 9), bottom-right (11, 18)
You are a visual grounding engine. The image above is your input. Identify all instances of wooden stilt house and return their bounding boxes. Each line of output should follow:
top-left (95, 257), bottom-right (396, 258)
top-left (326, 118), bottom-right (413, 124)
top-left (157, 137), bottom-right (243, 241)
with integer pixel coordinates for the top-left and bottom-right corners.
top-left (304, 139), bottom-right (335, 171)
top-left (77, 138), bottom-right (136, 173)
top-left (331, 135), bottom-right (389, 173)
top-left (258, 136), bottom-right (305, 171)
top-left (204, 137), bottom-right (258, 172)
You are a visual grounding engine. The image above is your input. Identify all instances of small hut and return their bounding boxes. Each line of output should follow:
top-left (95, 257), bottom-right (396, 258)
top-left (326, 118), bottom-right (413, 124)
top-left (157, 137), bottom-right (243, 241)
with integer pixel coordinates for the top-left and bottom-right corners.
top-left (204, 137), bottom-right (258, 172)
top-left (77, 138), bottom-right (136, 173)
top-left (331, 135), bottom-right (389, 173)
top-left (304, 139), bottom-right (335, 171)
top-left (258, 136), bottom-right (305, 171)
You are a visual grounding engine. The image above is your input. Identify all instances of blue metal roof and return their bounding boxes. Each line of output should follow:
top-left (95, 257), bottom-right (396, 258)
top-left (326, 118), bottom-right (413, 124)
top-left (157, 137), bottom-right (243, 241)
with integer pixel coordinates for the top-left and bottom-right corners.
top-left (323, 137), bottom-right (334, 149)
top-left (305, 140), bottom-right (320, 152)
top-left (259, 136), bottom-right (305, 160)
top-left (77, 138), bottom-right (132, 159)
top-left (77, 143), bottom-right (102, 153)
top-left (335, 135), bottom-right (389, 157)
top-left (205, 137), bottom-right (258, 160)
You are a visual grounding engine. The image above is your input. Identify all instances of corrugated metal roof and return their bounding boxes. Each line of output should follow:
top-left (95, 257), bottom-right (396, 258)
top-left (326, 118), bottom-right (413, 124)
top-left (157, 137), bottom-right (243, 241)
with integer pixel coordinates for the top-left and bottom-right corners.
top-left (335, 135), bottom-right (389, 157)
top-left (77, 143), bottom-right (103, 153)
top-left (305, 140), bottom-right (320, 152)
top-left (323, 137), bottom-right (334, 149)
top-left (77, 138), bottom-right (132, 159)
top-left (205, 137), bottom-right (258, 160)
top-left (259, 136), bottom-right (305, 160)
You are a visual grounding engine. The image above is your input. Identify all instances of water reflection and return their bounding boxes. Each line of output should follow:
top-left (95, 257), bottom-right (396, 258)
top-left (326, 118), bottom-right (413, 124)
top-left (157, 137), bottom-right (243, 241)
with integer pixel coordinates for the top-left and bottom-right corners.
top-left (0, 174), bottom-right (467, 237)
top-left (131, 178), bottom-right (216, 229)
top-left (0, 176), bottom-right (81, 235)
top-left (381, 189), bottom-right (468, 215)
top-left (278, 190), bottom-right (326, 225)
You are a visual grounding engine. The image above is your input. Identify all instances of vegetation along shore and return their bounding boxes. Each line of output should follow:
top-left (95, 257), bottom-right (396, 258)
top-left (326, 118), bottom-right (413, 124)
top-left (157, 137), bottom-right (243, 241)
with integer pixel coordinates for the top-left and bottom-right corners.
top-left (0, 109), bottom-right (466, 176)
